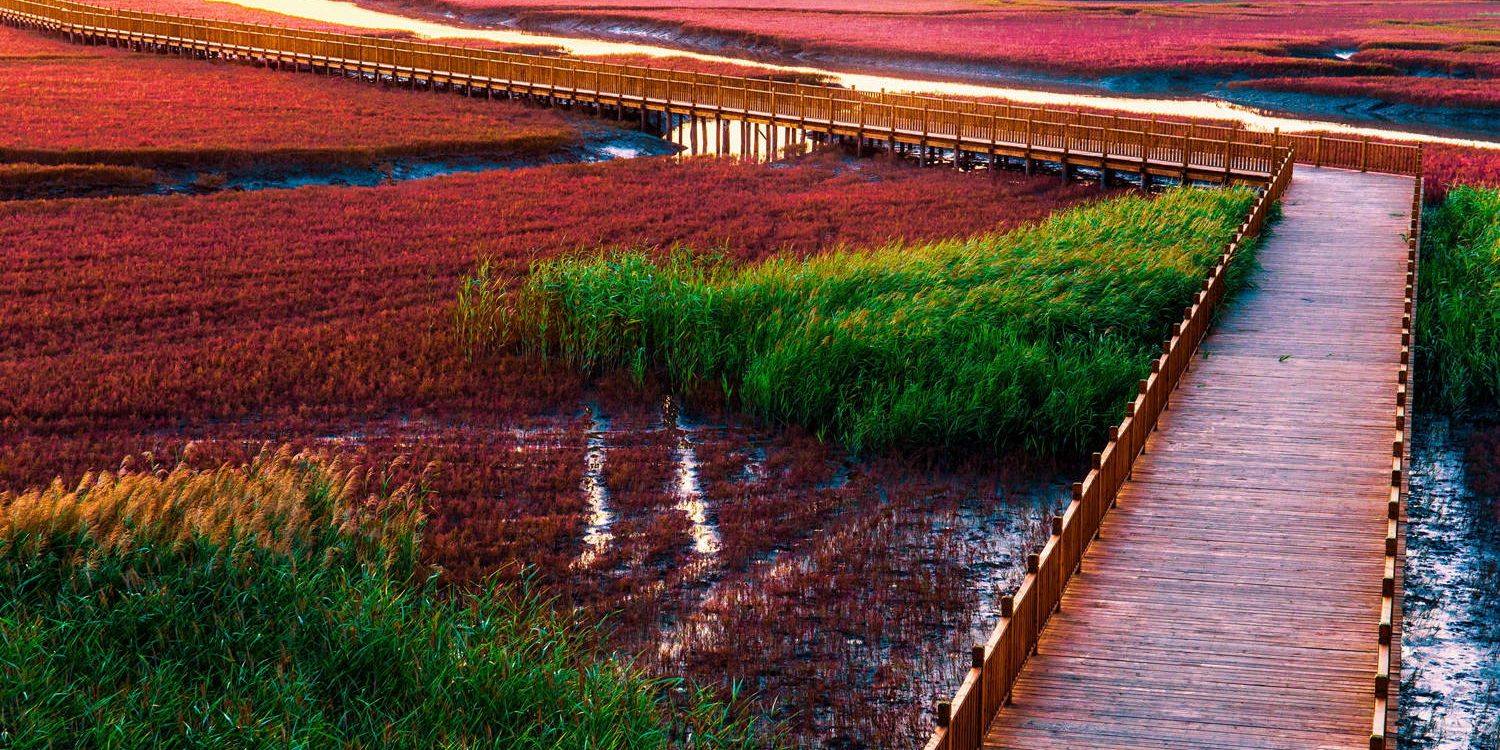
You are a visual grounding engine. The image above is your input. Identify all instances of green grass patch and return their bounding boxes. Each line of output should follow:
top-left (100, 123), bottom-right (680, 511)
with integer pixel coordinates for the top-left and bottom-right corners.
top-left (1418, 184), bottom-right (1500, 414)
top-left (458, 188), bottom-right (1258, 454)
top-left (0, 448), bottom-right (766, 750)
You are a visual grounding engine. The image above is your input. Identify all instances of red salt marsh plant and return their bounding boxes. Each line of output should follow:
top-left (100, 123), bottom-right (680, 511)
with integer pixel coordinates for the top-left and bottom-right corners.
top-left (0, 22), bottom-right (112, 58)
top-left (1228, 75), bottom-right (1500, 110)
top-left (0, 163), bottom-right (158, 199)
top-left (0, 28), bottom-right (577, 167)
top-left (355, 0), bottom-right (1496, 79)
top-left (1351, 47), bottom-right (1500, 79)
top-left (0, 154), bottom-right (1095, 748)
top-left (1425, 144), bottom-right (1500, 203)
top-left (0, 154), bottom-right (1101, 491)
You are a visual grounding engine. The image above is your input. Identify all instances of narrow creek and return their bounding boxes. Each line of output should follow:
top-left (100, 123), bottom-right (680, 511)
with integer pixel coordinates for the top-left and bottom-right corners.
top-left (171, 127), bottom-right (673, 194)
top-left (49, 126), bottom-right (678, 200)
top-left (204, 0), bottom-right (1500, 149)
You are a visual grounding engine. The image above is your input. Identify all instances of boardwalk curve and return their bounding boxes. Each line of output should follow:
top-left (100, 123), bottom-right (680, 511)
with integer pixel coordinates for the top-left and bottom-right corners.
top-left (981, 168), bottom-right (1414, 750)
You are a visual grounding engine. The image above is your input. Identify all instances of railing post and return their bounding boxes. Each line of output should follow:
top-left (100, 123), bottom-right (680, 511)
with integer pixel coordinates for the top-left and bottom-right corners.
top-left (1141, 123), bottom-right (1153, 191)
top-left (888, 102), bottom-right (896, 161)
top-left (921, 104), bottom-right (930, 167)
top-left (989, 111), bottom-right (999, 176)
top-left (856, 101), bottom-right (865, 156)
top-left (1100, 125), bottom-right (1112, 191)
top-left (1180, 125), bottom-right (1191, 183)
top-left (1223, 128), bottom-right (1234, 184)
top-left (1061, 118), bottom-right (1071, 181)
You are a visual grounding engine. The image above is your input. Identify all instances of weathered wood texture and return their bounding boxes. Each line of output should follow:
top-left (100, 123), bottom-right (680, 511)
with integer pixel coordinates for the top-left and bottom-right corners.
top-left (980, 168), bottom-right (1415, 750)
top-left (0, 0), bottom-right (1420, 177)
top-left (925, 154), bottom-right (1295, 750)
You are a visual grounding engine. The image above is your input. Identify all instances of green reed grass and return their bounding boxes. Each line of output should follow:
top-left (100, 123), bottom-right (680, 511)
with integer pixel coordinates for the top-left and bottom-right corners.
top-left (0, 447), bottom-right (767, 750)
top-left (458, 188), bottom-right (1259, 454)
top-left (1418, 184), bottom-right (1500, 414)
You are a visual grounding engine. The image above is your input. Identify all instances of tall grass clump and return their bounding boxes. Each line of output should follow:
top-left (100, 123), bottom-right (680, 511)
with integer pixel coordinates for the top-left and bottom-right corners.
top-left (1419, 185), bottom-right (1500, 413)
top-left (0, 446), bottom-right (767, 750)
top-left (460, 188), bottom-right (1258, 454)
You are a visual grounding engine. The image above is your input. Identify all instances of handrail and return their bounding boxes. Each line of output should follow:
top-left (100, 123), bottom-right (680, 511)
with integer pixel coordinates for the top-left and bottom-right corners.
top-left (1373, 151), bottom-right (1421, 750)
top-left (0, 0), bottom-right (1312, 184)
top-left (922, 151), bottom-right (1296, 750)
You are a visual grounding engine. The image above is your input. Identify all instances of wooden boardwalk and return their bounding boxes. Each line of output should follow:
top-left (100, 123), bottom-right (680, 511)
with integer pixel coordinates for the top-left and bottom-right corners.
top-left (982, 168), bottom-right (1413, 750)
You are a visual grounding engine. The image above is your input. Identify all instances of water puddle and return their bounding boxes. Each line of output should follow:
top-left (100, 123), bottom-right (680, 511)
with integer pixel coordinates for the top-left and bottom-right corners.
top-left (576, 403), bottom-right (614, 568)
top-left (663, 396), bottom-right (722, 558)
top-left (1401, 413), bottom-right (1500, 749)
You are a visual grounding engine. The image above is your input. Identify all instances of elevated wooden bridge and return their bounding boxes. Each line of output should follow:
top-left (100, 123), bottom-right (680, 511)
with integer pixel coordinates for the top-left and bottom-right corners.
top-left (0, 0), bottom-right (1420, 181)
top-left (0, 2), bottom-right (1423, 748)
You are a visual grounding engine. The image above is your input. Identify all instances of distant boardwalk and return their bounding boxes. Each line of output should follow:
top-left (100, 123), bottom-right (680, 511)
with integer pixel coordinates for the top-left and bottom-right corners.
top-left (983, 168), bottom-right (1412, 750)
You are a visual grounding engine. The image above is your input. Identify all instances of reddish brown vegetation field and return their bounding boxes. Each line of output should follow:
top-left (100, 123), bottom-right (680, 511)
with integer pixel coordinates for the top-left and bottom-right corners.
top-left (1229, 76), bottom-right (1500, 111)
top-left (0, 25), bottom-right (576, 166)
top-left (363, 0), bottom-right (1498, 80)
top-left (1425, 145), bottom-right (1500, 202)
top-left (1351, 47), bottom-right (1500, 80)
top-left (0, 163), bottom-right (157, 199)
top-left (0, 155), bottom-right (1097, 747)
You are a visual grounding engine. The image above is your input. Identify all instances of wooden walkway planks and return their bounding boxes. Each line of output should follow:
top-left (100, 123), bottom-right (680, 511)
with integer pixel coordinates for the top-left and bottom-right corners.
top-left (983, 168), bottom-right (1413, 750)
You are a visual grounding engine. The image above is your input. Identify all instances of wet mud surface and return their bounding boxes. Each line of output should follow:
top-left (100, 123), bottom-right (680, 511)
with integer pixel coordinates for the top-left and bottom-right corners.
top-left (181, 387), bottom-right (1076, 749)
top-left (1401, 413), bottom-right (1500, 750)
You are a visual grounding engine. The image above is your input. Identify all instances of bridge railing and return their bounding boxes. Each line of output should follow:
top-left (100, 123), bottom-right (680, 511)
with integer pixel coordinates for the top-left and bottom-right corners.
top-left (1373, 156), bottom-right (1421, 750)
top-left (875, 93), bottom-right (1422, 175)
top-left (923, 150), bottom-right (1296, 750)
top-left (2, 0), bottom-right (1332, 181)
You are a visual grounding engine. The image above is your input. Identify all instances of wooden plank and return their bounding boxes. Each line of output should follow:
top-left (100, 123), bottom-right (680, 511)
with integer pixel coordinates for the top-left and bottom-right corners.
top-left (982, 168), bottom-right (1414, 750)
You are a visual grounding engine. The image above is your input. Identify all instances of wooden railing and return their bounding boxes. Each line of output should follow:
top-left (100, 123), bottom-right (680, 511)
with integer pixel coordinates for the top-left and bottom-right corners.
top-left (923, 151), bottom-right (1296, 750)
top-left (878, 93), bottom-right (1423, 176)
top-left (0, 0), bottom-right (1310, 186)
top-left (1374, 156), bottom-right (1421, 750)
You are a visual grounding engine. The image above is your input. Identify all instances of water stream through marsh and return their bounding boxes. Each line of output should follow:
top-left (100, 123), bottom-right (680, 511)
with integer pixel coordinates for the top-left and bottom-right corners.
top-left (208, 0), bottom-right (1500, 149)
top-left (148, 127), bottom-right (673, 197)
